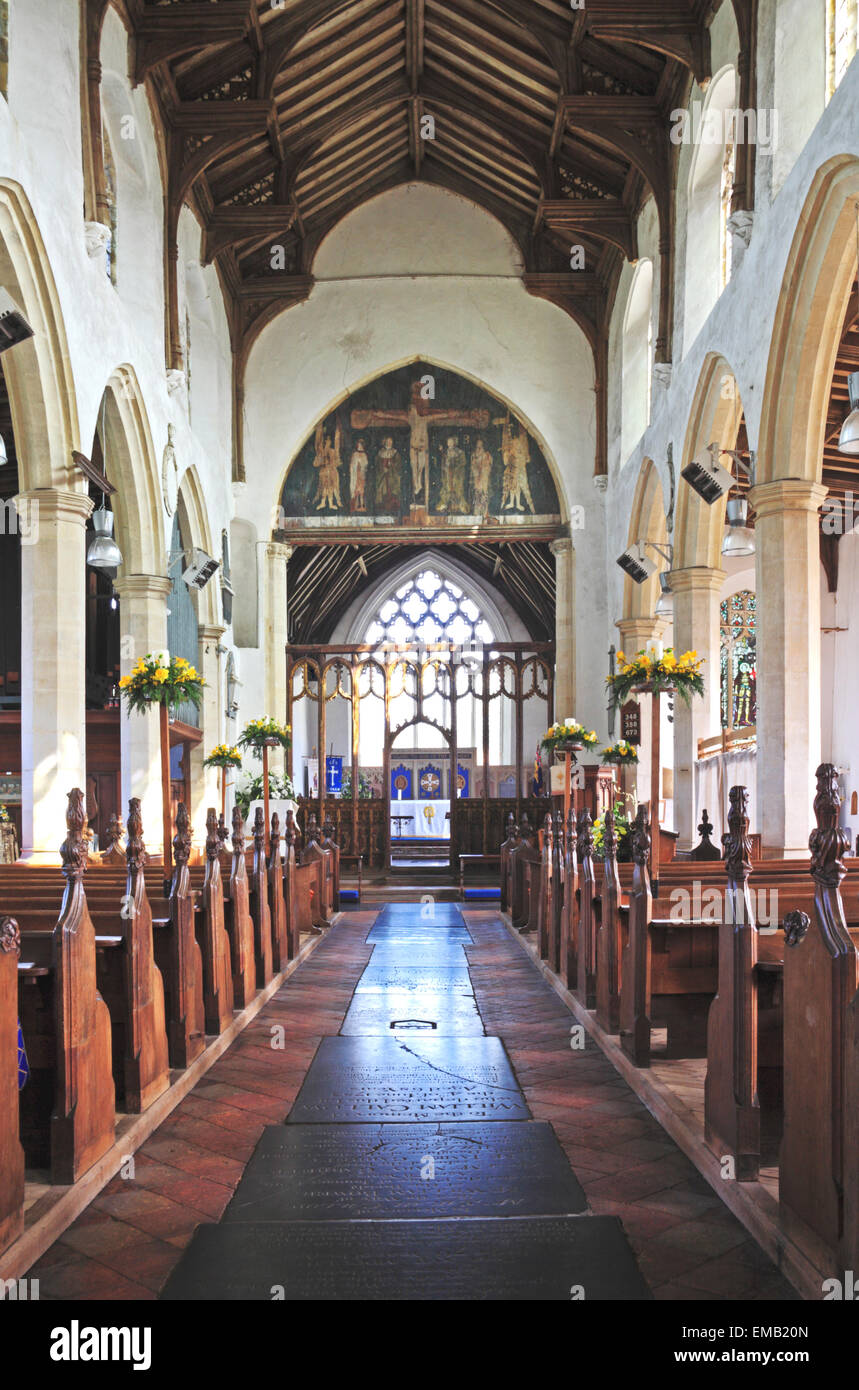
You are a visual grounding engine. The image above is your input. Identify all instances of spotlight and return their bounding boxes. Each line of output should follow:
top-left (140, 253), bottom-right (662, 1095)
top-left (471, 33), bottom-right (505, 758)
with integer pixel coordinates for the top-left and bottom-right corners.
top-left (0, 290), bottom-right (34, 353)
top-left (681, 443), bottom-right (735, 504)
top-left (838, 372), bottom-right (859, 457)
top-left (182, 547), bottom-right (219, 590)
top-left (86, 506), bottom-right (123, 569)
top-left (721, 497), bottom-right (755, 557)
top-left (617, 542), bottom-right (656, 584)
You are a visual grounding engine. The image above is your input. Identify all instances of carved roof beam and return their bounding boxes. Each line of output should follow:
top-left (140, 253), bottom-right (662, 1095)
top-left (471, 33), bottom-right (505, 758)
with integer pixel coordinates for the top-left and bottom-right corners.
top-left (132, 1), bottom-right (253, 86)
top-left (586, 20), bottom-right (710, 86)
top-left (203, 204), bottom-right (299, 266)
top-left (406, 0), bottom-right (426, 92)
top-left (409, 94), bottom-right (424, 175)
top-left (536, 198), bottom-right (637, 260)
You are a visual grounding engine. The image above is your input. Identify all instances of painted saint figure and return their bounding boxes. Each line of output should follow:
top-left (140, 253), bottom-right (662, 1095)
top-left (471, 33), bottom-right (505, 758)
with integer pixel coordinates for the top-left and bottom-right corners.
top-left (349, 439), bottom-right (369, 512)
top-left (499, 413), bottom-right (535, 513)
top-left (437, 435), bottom-right (469, 513)
top-left (313, 419), bottom-right (343, 510)
top-left (374, 436), bottom-right (403, 514)
top-left (469, 436), bottom-right (493, 515)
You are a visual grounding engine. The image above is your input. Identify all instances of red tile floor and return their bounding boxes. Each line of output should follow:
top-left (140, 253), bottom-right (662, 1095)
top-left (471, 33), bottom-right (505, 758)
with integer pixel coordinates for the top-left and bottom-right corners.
top-left (28, 908), bottom-right (798, 1300)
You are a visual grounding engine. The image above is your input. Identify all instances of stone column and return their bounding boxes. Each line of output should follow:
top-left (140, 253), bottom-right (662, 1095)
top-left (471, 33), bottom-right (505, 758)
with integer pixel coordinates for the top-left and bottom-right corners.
top-left (749, 478), bottom-right (827, 855)
top-left (18, 490), bottom-right (92, 863)
top-left (550, 538), bottom-right (575, 720)
top-left (113, 575), bottom-right (171, 851)
top-left (262, 541), bottom-right (291, 775)
top-left (669, 567), bottom-right (725, 850)
top-left (196, 623), bottom-right (227, 835)
top-left (615, 616), bottom-right (667, 812)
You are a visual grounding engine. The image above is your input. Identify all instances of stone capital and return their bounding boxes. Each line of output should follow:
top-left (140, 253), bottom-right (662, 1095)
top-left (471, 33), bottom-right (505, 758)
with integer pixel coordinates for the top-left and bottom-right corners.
top-left (549, 537), bottom-right (573, 557)
top-left (265, 540), bottom-right (293, 563)
top-left (748, 478), bottom-right (828, 520)
top-left (15, 489), bottom-right (93, 526)
top-left (592, 474), bottom-right (608, 494)
top-left (199, 623), bottom-right (227, 643)
top-left (113, 573), bottom-right (172, 603)
top-left (668, 565), bottom-right (726, 596)
top-left (615, 616), bottom-right (667, 649)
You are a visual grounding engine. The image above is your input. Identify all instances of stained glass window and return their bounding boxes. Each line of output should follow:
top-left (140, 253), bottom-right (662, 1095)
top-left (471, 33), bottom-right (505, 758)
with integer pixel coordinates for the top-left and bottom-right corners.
top-left (720, 589), bottom-right (756, 730)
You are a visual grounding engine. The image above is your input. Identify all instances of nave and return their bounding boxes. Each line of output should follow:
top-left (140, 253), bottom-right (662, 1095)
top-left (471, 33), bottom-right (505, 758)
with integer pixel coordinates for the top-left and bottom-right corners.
top-left (27, 901), bottom-right (794, 1302)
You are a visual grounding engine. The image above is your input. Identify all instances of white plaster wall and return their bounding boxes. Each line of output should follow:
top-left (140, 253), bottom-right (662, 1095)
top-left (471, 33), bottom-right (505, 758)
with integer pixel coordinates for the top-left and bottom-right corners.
top-left (241, 184), bottom-right (608, 738)
top-left (0, 1), bottom-right (238, 831)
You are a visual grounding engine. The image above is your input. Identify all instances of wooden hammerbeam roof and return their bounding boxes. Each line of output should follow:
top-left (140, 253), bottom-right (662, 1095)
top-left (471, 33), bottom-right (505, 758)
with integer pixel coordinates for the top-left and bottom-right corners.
top-left (119, 0), bottom-right (757, 477)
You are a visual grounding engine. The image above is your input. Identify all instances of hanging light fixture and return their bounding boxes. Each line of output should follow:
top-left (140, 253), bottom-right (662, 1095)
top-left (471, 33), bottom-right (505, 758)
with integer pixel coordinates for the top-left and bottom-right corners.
top-left (838, 371), bottom-right (859, 456)
top-left (721, 497), bottom-right (755, 557)
top-left (0, 433), bottom-right (7, 466)
top-left (655, 571), bottom-right (673, 618)
top-left (87, 501), bottom-right (123, 569)
top-left (839, 205), bottom-right (859, 456)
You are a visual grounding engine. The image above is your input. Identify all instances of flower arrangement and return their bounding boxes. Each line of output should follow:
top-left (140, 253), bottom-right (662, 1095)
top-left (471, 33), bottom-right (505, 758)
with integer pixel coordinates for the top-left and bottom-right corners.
top-left (607, 647), bottom-right (705, 707)
top-left (118, 652), bottom-right (205, 714)
top-left (235, 771), bottom-right (296, 821)
top-left (0, 804), bottom-right (9, 824)
top-left (203, 744), bottom-right (242, 771)
top-left (237, 717), bottom-right (292, 753)
top-left (600, 739), bottom-right (639, 766)
top-left (592, 797), bottom-right (635, 862)
top-left (541, 719), bottom-right (599, 756)
top-left (342, 769), bottom-right (374, 800)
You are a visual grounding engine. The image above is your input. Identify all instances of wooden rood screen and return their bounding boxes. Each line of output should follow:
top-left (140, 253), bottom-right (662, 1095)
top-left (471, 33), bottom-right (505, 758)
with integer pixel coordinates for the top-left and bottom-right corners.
top-left (286, 642), bottom-right (554, 868)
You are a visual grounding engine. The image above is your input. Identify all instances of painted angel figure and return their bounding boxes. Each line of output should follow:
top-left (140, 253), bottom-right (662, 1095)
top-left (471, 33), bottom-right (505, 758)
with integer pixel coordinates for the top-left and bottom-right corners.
top-left (349, 438), bottom-right (369, 512)
top-left (498, 413), bottom-right (535, 513)
top-left (313, 419), bottom-right (343, 510)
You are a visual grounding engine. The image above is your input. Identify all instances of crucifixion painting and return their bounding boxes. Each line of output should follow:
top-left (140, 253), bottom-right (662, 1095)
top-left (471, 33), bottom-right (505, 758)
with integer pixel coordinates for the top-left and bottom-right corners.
top-left (280, 361), bottom-right (560, 523)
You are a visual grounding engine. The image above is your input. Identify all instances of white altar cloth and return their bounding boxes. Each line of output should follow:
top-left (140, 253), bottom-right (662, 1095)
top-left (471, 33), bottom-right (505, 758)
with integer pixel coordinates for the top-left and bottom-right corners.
top-left (390, 798), bottom-right (450, 839)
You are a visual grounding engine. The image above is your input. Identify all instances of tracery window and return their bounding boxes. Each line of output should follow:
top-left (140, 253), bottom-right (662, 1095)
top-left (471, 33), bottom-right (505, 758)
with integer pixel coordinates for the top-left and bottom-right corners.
top-left (719, 139), bottom-right (736, 290)
top-left (103, 125), bottom-right (118, 286)
top-left (720, 589), bottom-right (756, 730)
top-left (827, 0), bottom-right (858, 98)
top-left (364, 569), bottom-right (494, 650)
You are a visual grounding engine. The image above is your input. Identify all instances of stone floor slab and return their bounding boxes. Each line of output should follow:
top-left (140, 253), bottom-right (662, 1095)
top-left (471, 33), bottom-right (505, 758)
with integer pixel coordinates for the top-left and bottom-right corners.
top-left (221, 1121), bottom-right (586, 1221)
top-left (340, 990), bottom-right (485, 1035)
top-left (161, 1214), bottom-right (649, 1301)
top-left (287, 1035), bottom-right (530, 1122)
top-left (355, 965), bottom-right (475, 995)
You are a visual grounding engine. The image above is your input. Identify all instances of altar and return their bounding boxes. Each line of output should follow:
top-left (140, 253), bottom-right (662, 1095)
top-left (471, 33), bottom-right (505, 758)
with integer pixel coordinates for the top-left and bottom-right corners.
top-left (390, 798), bottom-right (451, 839)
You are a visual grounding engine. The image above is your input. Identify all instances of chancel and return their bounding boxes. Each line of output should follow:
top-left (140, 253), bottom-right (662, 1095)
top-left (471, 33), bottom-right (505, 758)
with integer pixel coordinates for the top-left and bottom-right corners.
top-left (0, 0), bottom-right (858, 1322)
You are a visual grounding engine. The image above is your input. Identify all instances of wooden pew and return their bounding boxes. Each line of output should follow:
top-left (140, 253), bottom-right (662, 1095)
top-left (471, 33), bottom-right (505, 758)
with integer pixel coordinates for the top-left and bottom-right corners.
top-left (284, 811), bottom-right (304, 956)
top-left (250, 807), bottom-right (273, 988)
top-left (321, 817), bottom-right (341, 913)
top-left (269, 813), bottom-right (289, 972)
top-left (536, 814), bottom-right (555, 964)
top-left (779, 764), bottom-right (859, 1263)
top-left (575, 810), bottom-right (597, 1010)
top-left (511, 816), bottom-right (540, 933)
top-left (560, 807), bottom-right (578, 989)
top-left (704, 786), bottom-right (760, 1180)
top-left (199, 808), bottom-right (234, 1036)
top-left (158, 804), bottom-right (205, 1069)
top-left (0, 916), bottom-right (24, 1254)
top-left (17, 790), bottom-right (115, 1184)
top-left (596, 805), bottom-right (622, 1035)
top-left (302, 815), bottom-right (332, 929)
top-left (500, 815), bottom-right (521, 915)
top-left (226, 807), bottom-right (255, 1009)
top-left (620, 806), bottom-right (653, 1066)
top-left (112, 798), bottom-right (169, 1111)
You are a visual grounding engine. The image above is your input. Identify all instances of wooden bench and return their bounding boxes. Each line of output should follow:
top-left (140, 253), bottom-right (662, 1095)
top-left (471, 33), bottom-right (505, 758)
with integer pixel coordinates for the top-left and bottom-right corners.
top-left (1, 916), bottom-right (24, 1254)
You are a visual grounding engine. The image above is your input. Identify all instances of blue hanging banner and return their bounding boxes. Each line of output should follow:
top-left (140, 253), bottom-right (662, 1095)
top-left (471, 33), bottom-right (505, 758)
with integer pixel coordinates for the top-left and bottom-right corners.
top-left (325, 756), bottom-right (343, 796)
top-left (17, 1020), bottom-right (29, 1089)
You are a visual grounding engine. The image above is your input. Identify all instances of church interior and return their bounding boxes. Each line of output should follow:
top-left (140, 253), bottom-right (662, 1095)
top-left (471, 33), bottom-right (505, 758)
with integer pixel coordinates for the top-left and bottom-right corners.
top-left (1, 0), bottom-right (859, 1324)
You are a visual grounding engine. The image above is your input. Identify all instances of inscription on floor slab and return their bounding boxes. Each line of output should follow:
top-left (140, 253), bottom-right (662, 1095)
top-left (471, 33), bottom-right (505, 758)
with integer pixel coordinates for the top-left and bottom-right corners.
top-left (287, 1035), bottom-right (529, 1122)
top-left (340, 990), bottom-right (485, 1036)
top-left (222, 1122), bottom-right (587, 1222)
top-left (355, 966), bottom-right (475, 995)
top-left (161, 1216), bottom-right (650, 1301)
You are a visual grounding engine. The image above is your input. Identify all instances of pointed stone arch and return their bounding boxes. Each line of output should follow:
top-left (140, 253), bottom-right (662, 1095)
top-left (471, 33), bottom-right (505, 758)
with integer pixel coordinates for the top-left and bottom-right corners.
top-left (621, 457), bottom-right (670, 623)
top-left (98, 365), bottom-right (166, 577)
top-left (675, 352), bottom-right (744, 570)
top-left (176, 464), bottom-right (220, 629)
top-left (0, 179), bottom-right (80, 490)
top-left (758, 154), bottom-right (859, 485)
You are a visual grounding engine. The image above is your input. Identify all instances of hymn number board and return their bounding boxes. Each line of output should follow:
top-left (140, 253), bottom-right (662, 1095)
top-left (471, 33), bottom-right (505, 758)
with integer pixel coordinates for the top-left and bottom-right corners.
top-left (279, 362), bottom-right (561, 526)
top-left (620, 700), bottom-right (641, 745)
